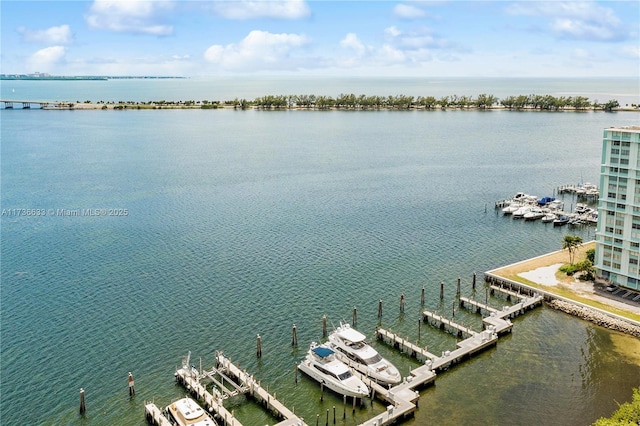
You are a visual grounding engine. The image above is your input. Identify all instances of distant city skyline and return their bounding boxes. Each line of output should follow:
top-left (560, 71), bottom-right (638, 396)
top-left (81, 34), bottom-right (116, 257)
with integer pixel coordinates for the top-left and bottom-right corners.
top-left (1, 0), bottom-right (638, 78)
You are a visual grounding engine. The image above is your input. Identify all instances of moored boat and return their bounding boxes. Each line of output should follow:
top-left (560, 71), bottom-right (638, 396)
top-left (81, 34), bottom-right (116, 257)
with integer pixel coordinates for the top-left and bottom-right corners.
top-left (165, 397), bottom-right (218, 426)
top-left (553, 215), bottom-right (570, 226)
top-left (297, 342), bottom-right (369, 398)
top-left (328, 322), bottom-right (401, 385)
top-left (541, 212), bottom-right (556, 223)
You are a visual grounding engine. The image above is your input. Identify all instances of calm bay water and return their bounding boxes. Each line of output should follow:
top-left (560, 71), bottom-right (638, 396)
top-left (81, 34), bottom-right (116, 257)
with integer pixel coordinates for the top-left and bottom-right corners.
top-left (1, 78), bottom-right (640, 426)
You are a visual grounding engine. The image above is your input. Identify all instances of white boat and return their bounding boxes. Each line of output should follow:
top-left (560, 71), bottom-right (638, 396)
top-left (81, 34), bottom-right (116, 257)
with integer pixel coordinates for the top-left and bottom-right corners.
top-left (523, 208), bottom-right (544, 221)
top-left (327, 323), bottom-right (401, 385)
top-left (541, 212), bottom-right (556, 223)
top-left (166, 397), bottom-right (218, 426)
top-left (298, 342), bottom-right (369, 398)
top-left (502, 202), bottom-right (521, 215)
top-left (512, 205), bottom-right (531, 219)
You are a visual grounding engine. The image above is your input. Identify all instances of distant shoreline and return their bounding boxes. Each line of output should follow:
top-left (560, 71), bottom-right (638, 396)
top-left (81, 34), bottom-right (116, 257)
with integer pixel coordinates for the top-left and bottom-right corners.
top-left (36, 102), bottom-right (639, 112)
top-left (0, 74), bottom-right (186, 81)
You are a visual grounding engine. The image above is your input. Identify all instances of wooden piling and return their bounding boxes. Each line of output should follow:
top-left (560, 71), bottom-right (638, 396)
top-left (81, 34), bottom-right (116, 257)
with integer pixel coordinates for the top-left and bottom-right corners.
top-left (320, 382), bottom-right (324, 401)
top-left (418, 318), bottom-right (421, 339)
top-left (400, 293), bottom-right (405, 313)
top-left (128, 372), bottom-right (135, 396)
top-left (420, 287), bottom-right (425, 306)
top-left (378, 299), bottom-right (383, 318)
top-left (333, 405), bottom-right (336, 424)
top-left (79, 388), bottom-right (86, 415)
top-left (291, 324), bottom-right (297, 346)
top-left (256, 334), bottom-right (262, 358)
top-left (472, 272), bottom-right (477, 289)
top-left (343, 395), bottom-right (346, 419)
top-left (456, 277), bottom-right (461, 297)
top-left (322, 315), bottom-right (327, 338)
top-left (352, 306), bottom-right (357, 326)
top-left (440, 282), bottom-right (444, 300)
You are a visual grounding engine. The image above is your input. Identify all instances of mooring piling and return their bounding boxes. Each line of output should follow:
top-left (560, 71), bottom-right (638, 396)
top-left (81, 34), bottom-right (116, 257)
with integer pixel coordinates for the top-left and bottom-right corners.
top-left (79, 388), bottom-right (86, 415)
top-left (128, 372), bottom-right (135, 396)
top-left (256, 334), bottom-right (262, 358)
top-left (292, 324), bottom-right (297, 346)
top-left (322, 315), bottom-right (327, 338)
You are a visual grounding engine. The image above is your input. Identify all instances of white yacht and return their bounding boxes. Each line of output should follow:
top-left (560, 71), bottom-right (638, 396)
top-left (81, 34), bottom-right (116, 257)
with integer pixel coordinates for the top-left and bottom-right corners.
top-left (166, 397), bottom-right (218, 426)
top-left (327, 323), bottom-right (401, 385)
top-left (298, 342), bottom-right (369, 398)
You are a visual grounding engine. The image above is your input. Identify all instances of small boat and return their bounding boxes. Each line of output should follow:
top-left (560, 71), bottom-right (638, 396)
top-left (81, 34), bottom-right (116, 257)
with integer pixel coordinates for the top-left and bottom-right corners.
top-left (327, 322), bottom-right (401, 385)
top-left (553, 215), bottom-right (569, 226)
top-left (502, 202), bottom-right (521, 215)
top-left (298, 342), bottom-right (369, 398)
top-left (512, 205), bottom-right (531, 219)
top-left (165, 397), bottom-right (218, 426)
top-left (541, 212), bottom-right (556, 223)
top-left (523, 208), bottom-right (544, 221)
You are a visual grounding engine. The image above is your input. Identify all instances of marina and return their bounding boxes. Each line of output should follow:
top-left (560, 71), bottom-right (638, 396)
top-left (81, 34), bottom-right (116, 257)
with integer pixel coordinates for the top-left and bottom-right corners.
top-left (146, 283), bottom-right (545, 426)
top-left (495, 186), bottom-right (600, 227)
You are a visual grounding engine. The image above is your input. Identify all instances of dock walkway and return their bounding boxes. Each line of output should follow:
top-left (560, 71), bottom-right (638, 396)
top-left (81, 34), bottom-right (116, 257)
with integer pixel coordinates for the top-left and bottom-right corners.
top-left (144, 402), bottom-right (172, 426)
top-left (215, 353), bottom-right (305, 426)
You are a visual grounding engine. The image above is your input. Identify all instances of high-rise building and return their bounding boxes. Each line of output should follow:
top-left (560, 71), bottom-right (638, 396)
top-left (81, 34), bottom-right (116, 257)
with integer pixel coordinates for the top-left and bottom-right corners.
top-left (595, 126), bottom-right (640, 291)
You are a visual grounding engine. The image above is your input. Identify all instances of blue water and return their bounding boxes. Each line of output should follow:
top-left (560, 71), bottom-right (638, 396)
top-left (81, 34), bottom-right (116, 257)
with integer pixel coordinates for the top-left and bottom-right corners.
top-left (1, 79), bottom-right (640, 426)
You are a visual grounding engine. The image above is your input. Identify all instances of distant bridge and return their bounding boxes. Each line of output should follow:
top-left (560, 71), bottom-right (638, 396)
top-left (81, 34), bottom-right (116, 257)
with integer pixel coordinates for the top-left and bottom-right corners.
top-left (1, 99), bottom-right (62, 109)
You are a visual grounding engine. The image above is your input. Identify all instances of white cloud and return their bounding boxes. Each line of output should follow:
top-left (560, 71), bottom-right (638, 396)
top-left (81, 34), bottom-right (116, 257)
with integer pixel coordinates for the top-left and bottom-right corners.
top-left (204, 30), bottom-right (310, 71)
top-left (19, 25), bottom-right (73, 44)
top-left (620, 45), bottom-right (640, 59)
top-left (393, 4), bottom-right (428, 19)
top-left (209, 0), bottom-right (310, 20)
top-left (339, 33), bottom-right (369, 57)
top-left (506, 1), bottom-right (627, 41)
top-left (27, 46), bottom-right (66, 72)
top-left (86, 0), bottom-right (174, 35)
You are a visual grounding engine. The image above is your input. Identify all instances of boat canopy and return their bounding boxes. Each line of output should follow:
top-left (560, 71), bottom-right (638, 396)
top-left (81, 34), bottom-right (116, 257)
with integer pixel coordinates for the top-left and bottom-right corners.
top-left (312, 346), bottom-right (335, 358)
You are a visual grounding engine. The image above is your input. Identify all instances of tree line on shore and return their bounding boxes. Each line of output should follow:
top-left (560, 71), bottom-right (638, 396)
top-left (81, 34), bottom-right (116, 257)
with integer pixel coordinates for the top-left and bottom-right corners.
top-left (85, 93), bottom-right (631, 111)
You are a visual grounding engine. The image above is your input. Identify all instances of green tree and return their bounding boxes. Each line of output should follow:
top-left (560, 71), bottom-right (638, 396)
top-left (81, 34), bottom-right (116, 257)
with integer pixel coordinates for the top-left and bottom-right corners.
top-left (603, 99), bottom-right (620, 112)
top-left (593, 387), bottom-right (640, 426)
top-left (562, 235), bottom-right (583, 265)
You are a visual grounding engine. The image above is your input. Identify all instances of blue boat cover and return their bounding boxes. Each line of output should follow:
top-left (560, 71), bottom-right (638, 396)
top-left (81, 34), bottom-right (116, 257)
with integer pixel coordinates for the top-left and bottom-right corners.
top-left (538, 196), bottom-right (555, 205)
top-left (312, 346), bottom-right (334, 358)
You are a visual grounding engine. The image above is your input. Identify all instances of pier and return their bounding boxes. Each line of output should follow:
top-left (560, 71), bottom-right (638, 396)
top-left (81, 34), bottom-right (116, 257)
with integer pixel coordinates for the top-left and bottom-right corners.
top-left (422, 310), bottom-right (477, 338)
top-left (144, 402), bottom-right (172, 426)
top-left (162, 351), bottom-right (307, 426)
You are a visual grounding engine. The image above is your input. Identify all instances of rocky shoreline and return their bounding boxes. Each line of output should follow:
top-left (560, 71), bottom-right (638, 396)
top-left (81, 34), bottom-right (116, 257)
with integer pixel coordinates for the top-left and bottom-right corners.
top-left (547, 299), bottom-right (640, 337)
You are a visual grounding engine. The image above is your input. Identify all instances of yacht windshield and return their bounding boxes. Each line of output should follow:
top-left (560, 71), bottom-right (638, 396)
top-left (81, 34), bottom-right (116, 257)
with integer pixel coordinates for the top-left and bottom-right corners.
top-left (337, 370), bottom-right (353, 381)
top-left (363, 354), bottom-right (382, 365)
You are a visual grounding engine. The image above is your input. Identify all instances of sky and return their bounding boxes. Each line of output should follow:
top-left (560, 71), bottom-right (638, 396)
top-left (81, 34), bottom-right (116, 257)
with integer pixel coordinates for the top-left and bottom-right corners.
top-left (1, 0), bottom-right (638, 77)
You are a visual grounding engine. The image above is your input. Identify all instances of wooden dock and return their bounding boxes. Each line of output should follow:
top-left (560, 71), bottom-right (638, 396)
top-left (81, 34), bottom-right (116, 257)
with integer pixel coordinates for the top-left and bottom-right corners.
top-left (174, 364), bottom-right (243, 426)
top-left (144, 402), bottom-right (172, 426)
top-left (214, 353), bottom-right (305, 426)
top-left (422, 310), bottom-right (477, 338)
top-left (375, 328), bottom-right (438, 362)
